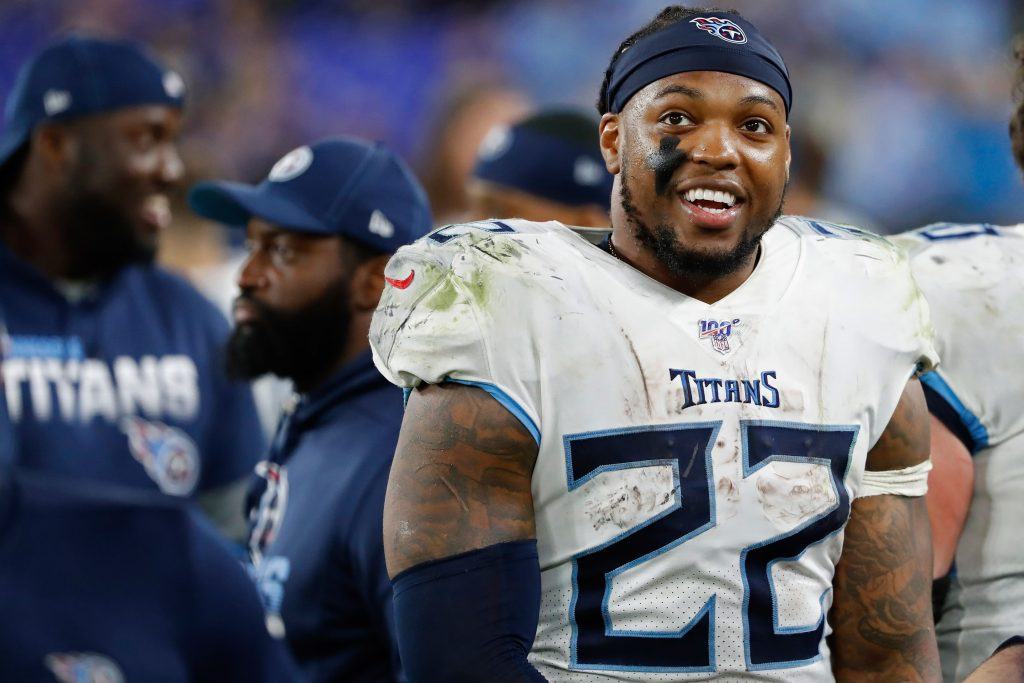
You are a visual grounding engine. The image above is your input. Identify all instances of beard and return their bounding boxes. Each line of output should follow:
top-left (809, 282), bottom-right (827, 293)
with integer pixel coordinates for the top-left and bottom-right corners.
top-left (619, 170), bottom-right (784, 279)
top-left (59, 151), bottom-right (156, 280)
top-left (225, 278), bottom-right (351, 389)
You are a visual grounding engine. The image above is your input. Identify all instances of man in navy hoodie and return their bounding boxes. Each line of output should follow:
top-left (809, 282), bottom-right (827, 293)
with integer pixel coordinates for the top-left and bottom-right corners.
top-left (0, 36), bottom-right (263, 538)
top-left (189, 137), bottom-right (432, 682)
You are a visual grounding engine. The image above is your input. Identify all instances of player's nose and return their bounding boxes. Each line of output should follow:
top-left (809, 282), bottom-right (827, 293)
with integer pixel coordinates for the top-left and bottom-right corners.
top-left (688, 122), bottom-right (740, 170)
top-left (156, 143), bottom-right (185, 187)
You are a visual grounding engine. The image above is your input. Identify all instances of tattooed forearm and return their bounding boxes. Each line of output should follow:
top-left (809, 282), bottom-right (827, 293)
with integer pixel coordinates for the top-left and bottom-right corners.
top-left (830, 382), bottom-right (939, 681)
top-left (830, 494), bottom-right (939, 681)
top-left (383, 382), bottom-right (539, 577)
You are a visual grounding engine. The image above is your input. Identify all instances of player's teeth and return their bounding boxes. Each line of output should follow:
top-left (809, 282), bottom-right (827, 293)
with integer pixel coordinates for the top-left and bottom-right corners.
top-left (683, 188), bottom-right (737, 207)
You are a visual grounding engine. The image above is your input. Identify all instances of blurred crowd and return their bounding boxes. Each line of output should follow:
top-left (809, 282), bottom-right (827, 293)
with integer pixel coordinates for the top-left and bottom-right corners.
top-left (1, 0), bottom-right (1022, 273)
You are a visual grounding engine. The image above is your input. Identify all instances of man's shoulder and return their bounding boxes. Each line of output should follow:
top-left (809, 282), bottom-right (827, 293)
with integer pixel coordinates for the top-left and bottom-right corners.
top-left (777, 215), bottom-right (904, 264)
top-left (128, 264), bottom-right (230, 331)
top-left (894, 222), bottom-right (1024, 278)
top-left (389, 218), bottom-right (587, 276)
top-left (374, 219), bottom-right (594, 339)
top-left (775, 215), bottom-right (920, 292)
top-left (130, 264), bottom-right (228, 323)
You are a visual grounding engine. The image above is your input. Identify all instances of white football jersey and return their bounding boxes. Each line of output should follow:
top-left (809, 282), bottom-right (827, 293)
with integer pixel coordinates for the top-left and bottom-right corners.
top-left (372, 217), bottom-right (937, 681)
top-left (894, 223), bottom-right (1024, 681)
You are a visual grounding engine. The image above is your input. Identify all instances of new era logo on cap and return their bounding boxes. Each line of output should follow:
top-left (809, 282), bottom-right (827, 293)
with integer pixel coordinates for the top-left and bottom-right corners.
top-left (368, 209), bottom-right (395, 239)
top-left (477, 125), bottom-right (513, 161)
top-left (43, 89), bottom-right (71, 116)
top-left (573, 157), bottom-right (605, 186)
top-left (268, 146), bottom-right (313, 182)
top-left (162, 70), bottom-right (185, 98)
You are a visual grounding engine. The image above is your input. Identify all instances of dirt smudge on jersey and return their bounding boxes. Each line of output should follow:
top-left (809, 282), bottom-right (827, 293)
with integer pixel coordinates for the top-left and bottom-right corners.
top-left (755, 461), bottom-right (837, 531)
top-left (584, 466), bottom-right (674, 532)
top-left (621, 330), bottom-right (653, 416)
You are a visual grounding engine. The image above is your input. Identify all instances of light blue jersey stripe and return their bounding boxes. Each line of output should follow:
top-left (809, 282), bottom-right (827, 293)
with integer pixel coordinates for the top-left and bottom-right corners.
top-left (445, 379), bottom-right (541, 445)
top-left (920, 371), bottom-right (989, 453)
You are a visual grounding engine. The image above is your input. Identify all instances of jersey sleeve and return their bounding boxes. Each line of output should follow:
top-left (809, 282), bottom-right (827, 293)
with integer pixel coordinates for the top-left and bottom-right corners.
top-left (370, 225), bottom-right (543, 443)
top-left (787, 217), bottom-right (939, 451)
top-left (866, 238), bottom-right (940, 451)
top-left (896, 223), bottom-right (1024, 453)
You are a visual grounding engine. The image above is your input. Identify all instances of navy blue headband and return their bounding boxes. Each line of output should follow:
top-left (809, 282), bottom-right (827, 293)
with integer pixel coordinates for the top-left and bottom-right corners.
top-left (606, 13), bottom-right (791, 115)
top-left (473, 125), bottom-right (612, 208)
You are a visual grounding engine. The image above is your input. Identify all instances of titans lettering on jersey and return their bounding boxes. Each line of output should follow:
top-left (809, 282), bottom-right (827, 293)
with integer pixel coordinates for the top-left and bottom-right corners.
top-left (670, 369), bottom-right (780, 409)
top-left (3, 337), bottom-right (199, 423)
top-left (371, 217), bottom-right (936, 681)
top-left (2, 337), bottom-right (202, 495)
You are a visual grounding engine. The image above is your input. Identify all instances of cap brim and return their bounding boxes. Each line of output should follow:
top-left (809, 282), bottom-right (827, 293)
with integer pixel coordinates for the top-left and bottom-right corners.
top-left (187, 181), bottom-right (330, 234)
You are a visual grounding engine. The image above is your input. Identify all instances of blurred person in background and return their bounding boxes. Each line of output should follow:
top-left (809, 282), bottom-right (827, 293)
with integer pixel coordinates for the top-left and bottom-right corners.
top-left (0, 463), bottom-right (300, 681)
top-left (0, 36), bottom-right (264, 540)
top-left (189, 136), bottom-right (433, 683)
top-left (467, 109), bottom-right (612, 228)
top-left (781, 129), bottom-right (878, 232)
top-left (891, 36), bottom-right (1024, 683)
top-left (418, 83), bottom-right (532, 224)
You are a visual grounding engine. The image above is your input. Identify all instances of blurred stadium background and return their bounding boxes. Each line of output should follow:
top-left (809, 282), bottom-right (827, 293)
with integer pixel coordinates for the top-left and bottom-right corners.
top-left (3, 0), bottom-right (1022, 276)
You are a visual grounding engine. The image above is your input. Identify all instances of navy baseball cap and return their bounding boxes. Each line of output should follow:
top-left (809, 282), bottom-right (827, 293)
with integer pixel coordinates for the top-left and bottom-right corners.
top-left (0, 35), bottom-right (185, 169)
top-left (188, 137), bottom-right (433, 253)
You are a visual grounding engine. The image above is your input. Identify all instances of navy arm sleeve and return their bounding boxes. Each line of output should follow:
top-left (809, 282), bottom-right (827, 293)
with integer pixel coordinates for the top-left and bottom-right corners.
top-left (392, 540), bottom-right (546, 683)
top-left (185, 510), bottom-right (301, 682)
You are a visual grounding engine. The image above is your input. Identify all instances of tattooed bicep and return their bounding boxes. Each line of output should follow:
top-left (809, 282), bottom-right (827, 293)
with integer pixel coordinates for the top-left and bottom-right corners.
top-left (382, 383), bottom-right (539, 577)
top-left (867, 378), bottom-right (931, 471)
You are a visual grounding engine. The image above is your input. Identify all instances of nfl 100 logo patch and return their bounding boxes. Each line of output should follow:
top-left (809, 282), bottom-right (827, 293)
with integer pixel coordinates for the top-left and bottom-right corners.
top-left (690, 16), bottom-right (747, 44)
top-left (699, 318), bottom-right (741, 355)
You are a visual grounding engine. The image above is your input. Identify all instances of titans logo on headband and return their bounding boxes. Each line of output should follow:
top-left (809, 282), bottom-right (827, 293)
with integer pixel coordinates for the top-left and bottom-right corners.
top-left (690, 17), bottom-right (747, 44)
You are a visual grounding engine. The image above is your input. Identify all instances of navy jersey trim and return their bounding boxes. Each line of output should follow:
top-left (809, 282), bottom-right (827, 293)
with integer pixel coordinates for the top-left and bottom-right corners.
top-left (919, 371), bottom-right (988, 454)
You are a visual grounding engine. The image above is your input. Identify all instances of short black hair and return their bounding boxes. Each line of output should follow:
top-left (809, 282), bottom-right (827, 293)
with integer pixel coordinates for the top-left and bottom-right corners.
top-left (516, 109), bottom-right (600, 149)
top-left (1011, 35), bottom-right (1024, 174)
top-left (597, 5), bottom-right (741, 115)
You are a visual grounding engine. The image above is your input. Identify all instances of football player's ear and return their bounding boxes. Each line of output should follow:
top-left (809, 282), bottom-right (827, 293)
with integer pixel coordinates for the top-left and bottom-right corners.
top-left (599, 113), bottom-right (622, 175)
top-left (351, 252), bottom-right (392, 312)
top-left (33, 122), bottom-right (77, 174)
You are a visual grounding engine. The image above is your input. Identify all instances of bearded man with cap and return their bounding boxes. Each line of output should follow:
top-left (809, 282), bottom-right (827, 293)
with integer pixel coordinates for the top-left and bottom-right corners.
top-left (0, 36), bottom-right (263, 538)
top-left (467, 109), bottom-right (613, 229)
top-left (189, 136), bottom-right (432, 683)
top-left (369, 6), bottom-right (940, 682)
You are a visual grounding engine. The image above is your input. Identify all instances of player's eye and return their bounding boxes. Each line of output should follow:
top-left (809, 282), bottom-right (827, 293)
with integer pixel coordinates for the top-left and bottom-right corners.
top-left (660, 112), bottom-right (693, 127)
top-left (741, 119), bottom-right (770, 134)
top-left (271, 241), bottom-right (296, 262)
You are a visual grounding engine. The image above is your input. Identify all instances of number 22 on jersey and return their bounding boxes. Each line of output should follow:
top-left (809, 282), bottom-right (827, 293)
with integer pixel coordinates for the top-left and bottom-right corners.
top-left (564, 420), bottom-right (858, 673)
